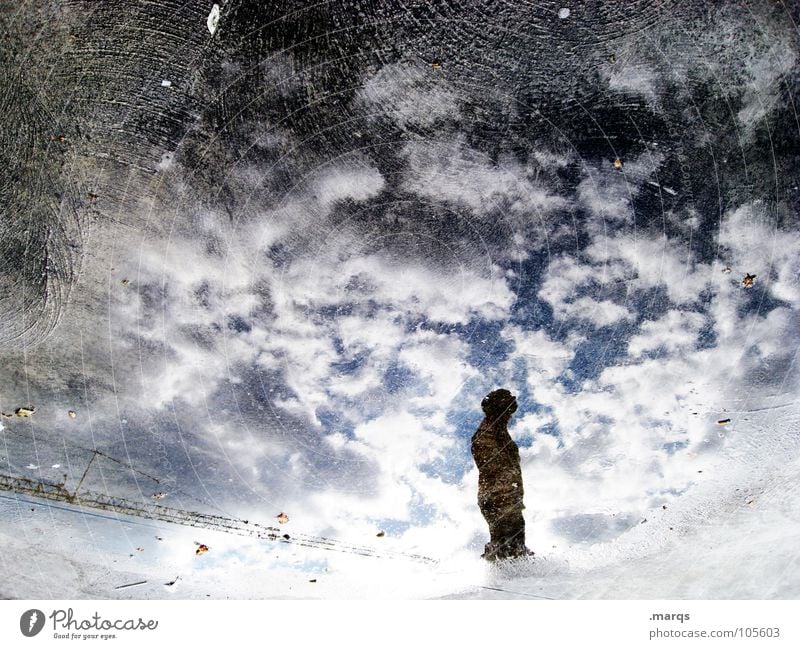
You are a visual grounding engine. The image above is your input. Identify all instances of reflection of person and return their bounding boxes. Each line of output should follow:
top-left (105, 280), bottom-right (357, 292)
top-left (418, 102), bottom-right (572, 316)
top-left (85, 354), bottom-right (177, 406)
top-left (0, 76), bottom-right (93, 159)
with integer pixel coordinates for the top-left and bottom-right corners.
top-left (471, 389), bottom-right (532, 560)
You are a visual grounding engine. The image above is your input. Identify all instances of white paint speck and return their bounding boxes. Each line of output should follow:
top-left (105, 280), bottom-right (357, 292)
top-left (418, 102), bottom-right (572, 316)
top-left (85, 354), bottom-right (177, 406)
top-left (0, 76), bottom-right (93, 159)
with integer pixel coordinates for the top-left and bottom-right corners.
top-left (207, 4), bottom-right (220, 36)
top-left (161, 79), bottom-right (172, 88)
top-left (51, 464), bottom-right (61, 469)
top-left (157, 152), bottom-right (175, 171)
top-left (558, 7), bottom-right (571, 19)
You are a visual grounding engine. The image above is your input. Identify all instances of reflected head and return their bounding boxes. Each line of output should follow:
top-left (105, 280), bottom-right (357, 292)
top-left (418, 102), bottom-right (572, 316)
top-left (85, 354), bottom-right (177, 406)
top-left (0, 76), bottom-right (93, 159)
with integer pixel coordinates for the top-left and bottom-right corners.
top-left (481, 388), bottom-right (518, 419)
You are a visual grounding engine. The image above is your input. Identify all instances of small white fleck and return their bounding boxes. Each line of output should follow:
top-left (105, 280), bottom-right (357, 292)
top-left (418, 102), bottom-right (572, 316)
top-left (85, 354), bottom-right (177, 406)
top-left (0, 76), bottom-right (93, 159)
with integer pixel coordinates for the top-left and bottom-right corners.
top-left (207, 4), bottom-right (221, 35)
top-left (558, 7), bottom-right (571, 19)
top-left (51, 464), bottom-right (61, 469)
top-left (161, 79), bottom-right (172, 88)
top-left (157, 152), bottom-right (174, 171)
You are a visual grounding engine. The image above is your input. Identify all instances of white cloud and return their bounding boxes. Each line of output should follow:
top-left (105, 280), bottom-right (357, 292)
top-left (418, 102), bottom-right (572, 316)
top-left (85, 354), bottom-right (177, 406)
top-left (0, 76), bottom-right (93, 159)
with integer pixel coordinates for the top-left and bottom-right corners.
top-left (719, 202), bottom-right (800, 308)
top-left (723, 22), bottom-right (797, 131)
top-left (537, 254), bottom-right (632, 328)
top-left (103, 170), bottom-right (798, 572)
top-left (509, 410), bottom-right (556, 439)
top-left (356, 61), bottom-right (460, 129)
top-left (628, 309), bottom-right (706, 357)
top-left (604, 62), bottom-right (659, 103)
top-left (506, 187), bottom-right (800, 548)
top-left (398, 329), bottom-right (479, 408)
top-left (280, 251), bottom-right (514, 326)
top-left (598, 6), bottom-right (796, 136)
top-left (563, 296), bottom-right (634, 327)
top-left (100, 162), bottom-right (393, 416)
top-left (502, 325), bottom-right (582, 378)
top-left (578, 152), bottom-right (665, 226)
top-left (337, 312), bottom-right (405, 359)
top-left (306, 407), bottom-right (461, 525)
top-left (401, 139), bottom-right (569, 224)
top-left (586, 233), bottom-right (710, 305)
top-left (313, 165), bottom-right (386, 210)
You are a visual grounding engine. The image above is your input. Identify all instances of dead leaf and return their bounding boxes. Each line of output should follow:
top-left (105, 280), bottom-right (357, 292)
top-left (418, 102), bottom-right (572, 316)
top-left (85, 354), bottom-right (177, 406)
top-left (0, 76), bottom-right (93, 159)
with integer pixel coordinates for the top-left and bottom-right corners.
top-left (276, 512), bottom-right (289, 524)
top-left (613, 158), bottom-right (623, 169)
top-left (195, 544), bottom-right (209, 556)
top-left (717, 418), bottom-right (731, 425)
top-left (741, 273), bottom-right (756, 288)
top-left (376, 531), bottom-right (385, 538)
top-left (15, 407), bottom-right (35, 417)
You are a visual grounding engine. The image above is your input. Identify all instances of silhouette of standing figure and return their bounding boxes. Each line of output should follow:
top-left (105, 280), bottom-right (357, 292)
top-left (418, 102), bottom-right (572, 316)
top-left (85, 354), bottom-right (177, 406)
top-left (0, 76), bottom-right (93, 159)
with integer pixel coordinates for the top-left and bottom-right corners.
top-left (471, 388), bottom-right (532, 560)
